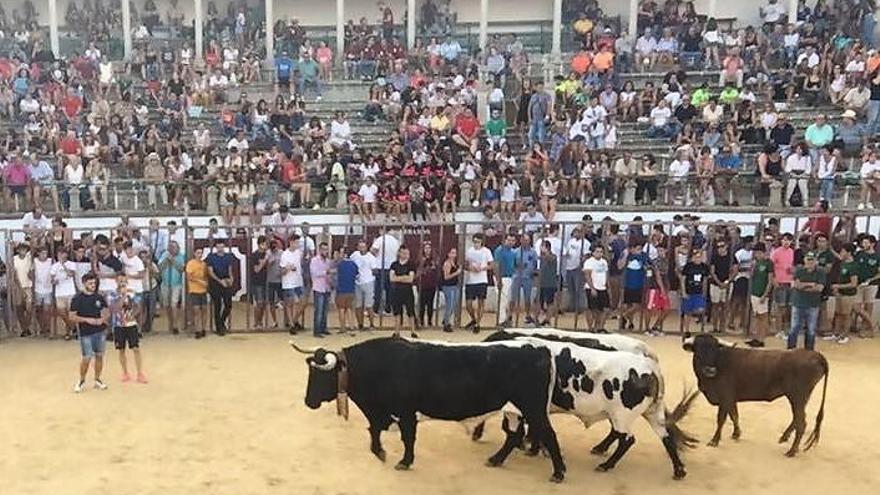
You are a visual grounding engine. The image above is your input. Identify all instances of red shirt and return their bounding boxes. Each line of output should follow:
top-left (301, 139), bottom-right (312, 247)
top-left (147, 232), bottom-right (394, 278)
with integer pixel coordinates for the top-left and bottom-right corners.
top-left (60, 137), bottom-right (82, 155)
top-left (456, 115), bottom-right (479, 139)
top-left (62, 95), bottom-right (82, 119)
top-left (806, 215), bottom-right (832, 237)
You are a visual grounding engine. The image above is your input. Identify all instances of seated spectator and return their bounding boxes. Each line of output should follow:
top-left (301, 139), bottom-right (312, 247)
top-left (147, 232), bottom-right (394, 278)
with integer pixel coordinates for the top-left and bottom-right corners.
top-left (836, 110), bottom-right (869, 158)
top-left (655, 28), bottom-right (679, 66)
top-left (646, 99), bottom-right (678, 139)
top-left (860, 149), bottom-right (880, 209)
top-left (635, 28), bottom-right (657, 71)
top-left (785, 143), bottom-right (812, 206)
top-left (720, 48), bottom-right (745, 88)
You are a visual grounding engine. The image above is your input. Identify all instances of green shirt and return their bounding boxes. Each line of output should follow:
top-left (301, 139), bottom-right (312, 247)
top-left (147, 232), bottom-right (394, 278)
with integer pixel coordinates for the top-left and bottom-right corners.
top-left (792, 267), bottom-right (826, 308)
top-left (719, 88), bottom-right (739, 104)
top-left (750, 258), bottom-right (774, 297)
top-left (816, 249), bottom-right (836, 272)
top-left (691, 88), bottom-right (710, 107)
top-left (485, 118), bottom-right (507, 137)
top-left (836, 261), bottom-right (859, 296)
top-left (855, 250), bottom-right (880, 284)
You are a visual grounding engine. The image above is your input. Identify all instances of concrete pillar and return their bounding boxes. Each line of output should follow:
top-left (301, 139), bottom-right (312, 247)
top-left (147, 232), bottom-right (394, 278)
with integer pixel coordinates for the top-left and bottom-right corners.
top-left (789, 0), bottom-right (798, 24)
top-left (265, 0), bottom-right (274, 64)
top-left (336, 0), bottom-right (345, 67)
top-left (122, 0), bottom-right (132, 59)
top-left (48, 0), bottom-right (59, 57)
top-left (407, 0), bottom-right (417, 49)
top-left (628, 0), bottom-right (638, 40)
top-left (551, 0), bottom-right (562, 56)
top-left (708, 0), bottom-right (717, 18)
top-left (195, 0), bottom-right (204, 62)
top-left (479, 0), bottom-right (489, 50)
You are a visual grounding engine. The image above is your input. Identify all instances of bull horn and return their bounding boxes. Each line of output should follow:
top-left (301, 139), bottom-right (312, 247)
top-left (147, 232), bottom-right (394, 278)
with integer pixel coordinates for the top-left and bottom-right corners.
top-left (289, 341), bottom-right (320, 354)
top-left (314, 352), bottom-right (338, 371)
top-left (717, 338), bottom-right (736, 348)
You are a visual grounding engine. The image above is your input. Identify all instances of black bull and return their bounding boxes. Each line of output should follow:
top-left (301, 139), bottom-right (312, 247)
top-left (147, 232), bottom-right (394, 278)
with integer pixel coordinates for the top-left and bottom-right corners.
top-left (292, 337), bottom-right (569, 482)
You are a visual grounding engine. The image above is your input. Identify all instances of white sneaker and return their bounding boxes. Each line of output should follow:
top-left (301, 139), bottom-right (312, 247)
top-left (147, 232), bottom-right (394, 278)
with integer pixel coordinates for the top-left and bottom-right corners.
top-left (869, 203), bottom-right (875, 209)
top-left (858, 203), bottom-right (866, 210)
top-left (775, 331), bottom-right (787, 340)
top-left (315, 96), bottom-right (323, 102)
top-left (94, 379), bottom-right (108, 391)
top-left (836, 336), bottom-right (850, 344)
top-left (74, 381), bottom-right (85, 393)
top-left (604, 199), bottom-right (611, 205)
top-left (821, 335), bottom-right (837, 341)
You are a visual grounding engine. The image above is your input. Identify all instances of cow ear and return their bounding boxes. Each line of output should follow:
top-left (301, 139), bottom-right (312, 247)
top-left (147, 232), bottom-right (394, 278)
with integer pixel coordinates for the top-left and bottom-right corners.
top-left (681, 336), bottom-right (695, 352)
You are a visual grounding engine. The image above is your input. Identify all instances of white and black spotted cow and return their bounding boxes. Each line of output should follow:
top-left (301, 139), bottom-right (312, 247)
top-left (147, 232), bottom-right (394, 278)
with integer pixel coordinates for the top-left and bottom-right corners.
top-left (495, 337), bottom-right (698, 480)
top-left (474, 328), bottom-right (660, 456)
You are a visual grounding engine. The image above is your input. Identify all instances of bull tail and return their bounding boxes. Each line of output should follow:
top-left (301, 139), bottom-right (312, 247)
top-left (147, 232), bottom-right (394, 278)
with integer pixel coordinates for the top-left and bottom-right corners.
top-left (804, 356), bottom-right (829, 451)
top-left (665, 388), bottom-right (700, 452)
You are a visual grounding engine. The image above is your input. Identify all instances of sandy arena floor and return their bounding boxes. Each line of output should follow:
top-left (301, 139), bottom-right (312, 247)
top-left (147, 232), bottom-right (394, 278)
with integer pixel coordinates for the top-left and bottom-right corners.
top-left (1, 329), bottom-right (878, 495)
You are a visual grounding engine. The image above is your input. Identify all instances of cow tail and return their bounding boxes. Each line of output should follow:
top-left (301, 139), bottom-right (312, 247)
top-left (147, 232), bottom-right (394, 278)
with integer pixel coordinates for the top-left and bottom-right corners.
top-left (665, 388), bottom-right (700, 452)
top-left (804, 356), bottom-right (829, 451)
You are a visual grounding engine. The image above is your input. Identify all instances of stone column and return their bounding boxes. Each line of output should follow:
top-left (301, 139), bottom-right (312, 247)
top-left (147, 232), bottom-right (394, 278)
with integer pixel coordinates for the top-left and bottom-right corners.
top-left (479, 0), bottom-right (489, 50)
top-left (551, 0), bottom-right (562, 56)
top-left (337, 0), bottom-right (346, 67)
top-left (195, 0), bottom-right (204, 62)
top-left (122, 0), bottom-right (132, 59)
top-left (265, 0), bottom-right (275, 64)
top-left (407, 0), bottom-right (417, 49)
top-left (628, 0), bottom-right (638, 40)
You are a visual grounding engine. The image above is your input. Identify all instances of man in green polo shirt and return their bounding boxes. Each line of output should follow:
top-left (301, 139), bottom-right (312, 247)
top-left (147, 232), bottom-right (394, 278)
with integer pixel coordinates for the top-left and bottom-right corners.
top-left (485, 109), bottom-right (507, 151)
top-left (854, 235), bottom-right (880, 337)
top-left (813, 233), bottom-right (836, 337)
top-left (746, 242), bottom-right (774, 348)
top-left (788, 252), bottom-right (826, 350)
top-left (830, 244), bottom-right (859, 344)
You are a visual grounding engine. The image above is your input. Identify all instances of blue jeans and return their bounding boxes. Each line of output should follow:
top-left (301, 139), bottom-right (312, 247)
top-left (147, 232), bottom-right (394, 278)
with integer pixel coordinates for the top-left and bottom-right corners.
top-left (358, 60), bottom-right (377, 78)
top-left (565, 269), bottom-right (585, 312)
top-left (441, 285), bottom-right (459, 326)
top-left (510, 275), bottom-right (533, 308)
top-left (313, 291), bottom-right (330, 335)
top-left (528, 119), bottom-right (547, 147)
top-left (142, 287), bottom-right (157, 333)
top-left (296, 77), bottom-right (322, 98)
top-left (789, 306), bottom-right (819, 350)
top-left (373, 269), bottom-right (392, 314)
top-left (79, 332), bottom-right (106, 358)
top-left (867, 100), bottom-right (880, 135)
top-left (646, 122), bottom-right (681, 139)
top-left (819, 178), bottom-right (834, 202)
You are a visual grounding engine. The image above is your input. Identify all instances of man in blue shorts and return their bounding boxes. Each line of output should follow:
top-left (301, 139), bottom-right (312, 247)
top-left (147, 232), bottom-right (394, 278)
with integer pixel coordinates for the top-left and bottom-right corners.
top-left (680, 249), bottom-right (710, 335)
top-left (69, 272), bottom-right (110, 393)
top-left (511, 233), bottom-right (538, 325)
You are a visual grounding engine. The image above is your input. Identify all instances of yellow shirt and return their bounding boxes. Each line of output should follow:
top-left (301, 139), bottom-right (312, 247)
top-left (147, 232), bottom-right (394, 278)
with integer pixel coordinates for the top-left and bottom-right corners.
top-left (185, 259), bottom-right (209, 294)
top-left (430, 115), bottom-right (450, 132)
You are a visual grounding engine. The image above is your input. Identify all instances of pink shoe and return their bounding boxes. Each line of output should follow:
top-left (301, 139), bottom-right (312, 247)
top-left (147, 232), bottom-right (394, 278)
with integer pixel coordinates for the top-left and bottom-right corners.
top-left (136, 374), bottom-right (149, 384)
top-left (121, 373), bottom-right (131, 383)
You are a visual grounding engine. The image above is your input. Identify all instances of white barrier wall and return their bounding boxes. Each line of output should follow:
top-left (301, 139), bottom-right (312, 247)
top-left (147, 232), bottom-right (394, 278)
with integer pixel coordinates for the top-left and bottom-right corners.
top-left (27, 0), bottom-right (766, 28)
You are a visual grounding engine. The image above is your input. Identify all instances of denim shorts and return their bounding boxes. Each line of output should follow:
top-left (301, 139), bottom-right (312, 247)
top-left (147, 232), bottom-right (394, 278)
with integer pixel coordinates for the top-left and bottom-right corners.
top-left (355, 283), bottom-right (375, 308)
top-left (80, 332), bottom-right (106, 358)
top-left (510, 277), bottom-right (533, 306)
top-left (251, 284), bottom-right (267, 303)
top-left (283, 287), bottom-right (304, 301)
top-left (35, 292), bottom-right (53, 306)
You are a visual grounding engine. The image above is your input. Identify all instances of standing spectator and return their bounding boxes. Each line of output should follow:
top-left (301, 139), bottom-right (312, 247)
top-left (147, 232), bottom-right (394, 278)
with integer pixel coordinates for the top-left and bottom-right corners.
top-left (464, 234), bottom-right (493, 332)
top-left (746, 243), bottom-right (774, 348)
top-left (536, 240), bottom-right (559, 326)
top-left (275, 51), bottom-right (294, 92)
top-left (280, 236), bottom-right (305, 333)
top-left (829, 244), bottom-right (858, 344)
top-left (644, 244), bottom-right (670, 336)
top-left (493, 234), bottom-right (516, 327)
top-left (709, 239), bottom-right (734, 333)
top-left (32, 246), bottom-right (53, 337)
top-left (527, 81), bottom-right (551, 148)
top-left (816, 146), bottom-right (838, 202)
top-left (618, 241), bottom-right (650, 332)
top-left (389, 246), bottom-right (418, 338)
top-left (771, 233), bottom-right (796, 334)
top-left (205, 240), bottom-right (236, 336)
top-left (371, 228), bottom-right (400, 315)
top-left (335, 247), bottom-right (359, 334)
top-left (11, 243), bottom-right (33, 336)
top-left (859, 149), bottom-right (880, 209)
top-left (510, 233), bottom-right (538, 326)
top-left (350, 240), bottom-right (378, 330)
top-left (249, 236), bottom-right (270, 329)
top-left (563, 226), bottom-right (590, 313)
top-left (70, 272), bottom-right (110, 393)
top-left (440, 246), bottom-right (462, 332)
top-left (51, 248), bottom-right (77, 340)
top-left (583, 245), bottom-right (610, 332)
top-left (680, 249), bottom-right (710, 335)
top-left (159, 241), bottom-right (185, 334)
top-left (854, 235), bottom-right (880, 338)
top-left (107, 274), bottom-right (148, 384)
top-left (416, 243), bottom-right (439, 329)
top-left (185, 246), bottom-right (209, 339)
top-left (309, 242), bottom-right (332, 337)
top-left (788, 252), bottom-right (826, 350)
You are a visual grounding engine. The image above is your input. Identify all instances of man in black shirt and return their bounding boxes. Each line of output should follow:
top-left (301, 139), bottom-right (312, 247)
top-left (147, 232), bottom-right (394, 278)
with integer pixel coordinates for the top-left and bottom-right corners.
top-left (389, 247), bottom-right (418, 338)
top-left (69, 272), bottom-right (110, 393)
top-left (205, 240), bottom-right (236, 335)
top-left (674, 98), bottom-right (698, 125)
top-left (680, 249), bottom-right (710, 335)
top-left (769, 114), bottom-right (795, 155)
top-left (251, 236), bottom-right (269, 328)
top-left (709, 241), bottom-right (733, 333)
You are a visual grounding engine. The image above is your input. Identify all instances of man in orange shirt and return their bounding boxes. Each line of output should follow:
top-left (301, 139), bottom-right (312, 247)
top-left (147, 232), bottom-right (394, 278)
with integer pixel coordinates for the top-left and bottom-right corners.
top-left (571, 50), bottom-right (592, 75)
top-left (592, 45), bottom-right (614, 73)
top-left (185, 247), bottom-right (209, 339)
top-left (867, 49), bottom-right (880, 75)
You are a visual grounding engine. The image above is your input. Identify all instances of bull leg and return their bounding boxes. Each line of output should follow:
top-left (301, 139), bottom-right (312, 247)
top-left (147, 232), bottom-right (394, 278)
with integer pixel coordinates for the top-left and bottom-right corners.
top-left (730, 404), bottom-right (742, 440)
top-left (779, 397), bottom-right (798, 444)
top-left (471, 421), bottom-right (486, 442)
top-left (784, 398), bottom-right (808, 458)
top-left (487, 415), bottom-right (525, 467)
top-left (369, 426), bottom-right (386, 462)
top-left (708, 405), bottom-right (729, 447)
top-left (395, 415), bottom-right (418, 470)
top-left (531, 418), bottom-right (566, 483)
top-left (595, 430), bottom-right (635, 472)
top-left (590, 428), bottom-right (620, 456)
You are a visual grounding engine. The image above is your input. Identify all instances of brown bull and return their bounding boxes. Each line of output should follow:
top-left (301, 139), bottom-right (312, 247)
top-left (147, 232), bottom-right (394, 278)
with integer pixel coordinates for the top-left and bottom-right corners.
top-left (682, 334), bottom-right (828, 457)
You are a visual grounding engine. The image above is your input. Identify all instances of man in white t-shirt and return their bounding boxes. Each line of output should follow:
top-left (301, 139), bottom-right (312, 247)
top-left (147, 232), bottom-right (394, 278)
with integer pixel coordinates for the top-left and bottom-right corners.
top-left (280, 236), bottom-right (305, 332)
top-left (859, 150), bottom-right (880, 209)
top-left (358, 177), bottom-right (379, 222)
top-left (760, 0), bottom-right (786, 24)
top-left (464, 234), bottom-right (494, 332)
top-left (647, 100), bottom-right (677, 139)
top-left (583, 245), bottom-right (610, 331)
top-left (22, 207), bottom-right (50, 234)
top-left (33, 246), bottom-right (54, 337)
top-left (350, 240), bottom-right (379, 329)
top-left (264, 205), bottom-right (296, 241)
top-left (371, 229), bottom-right (400, 315)
top-left (51, 248), bottom-right (78, 339)
top-left (563, 226), bottom-right (591, 313)
top-left (122, 242), bottom-right (145, 295)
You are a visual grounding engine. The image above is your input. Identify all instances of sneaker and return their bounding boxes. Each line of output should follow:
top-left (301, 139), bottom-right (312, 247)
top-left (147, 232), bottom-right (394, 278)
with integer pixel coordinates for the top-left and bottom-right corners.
top-left (775, 331), bottom-right (787, 340)
top-left (524, 316), bottom-right (536, 325)
top-left (136, 374), bottom-right (149, 384)
top-left (820, 335), bottom-right (837, 341)
top-left (836, 336), bottom-right (850, 344)
top-left (442, 324), bottom-right (453, 333)
top-left (472, 325), bottom-right (480, 334)
top-left (464, 320), bottom-right (476, 330)
top-left (858, 203), bottom-right (866, 210)
top-left (94, 379), bottom-right (108, 391)
top-left (121, 373), bottom-right (132, 383)
top-left (74, 381), bottom-right (85, 393)
top-left (869, 203), bottom-right (876, 209)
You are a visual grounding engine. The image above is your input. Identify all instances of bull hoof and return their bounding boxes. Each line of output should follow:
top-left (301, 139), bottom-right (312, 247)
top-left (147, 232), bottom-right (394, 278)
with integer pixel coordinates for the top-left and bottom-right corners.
top-left (590, 446), bottom-right (608, 456)
top-left (524, 448), bottom-right (540, 457)
top-left (595, 463), bottom-right (613, 473)
top-left (784, 449), bottom-right (798, 458)
top-left (707, 439), bottom-right (719, 447)
top-left (471, 423), bottom-right (485, 442)
top-left (673, 468), bottom-right (687, 480)
top-left (373, 449), bottom-right (386, 462)
top-left (394, 461), bottom-right (411, 471)
top-left (732, 430), bottom-right (741, 440)
top-left (778, 435), bottom-right (790, 444)
top-left (549, 473), bottom-right (565, 483)
top-left (485, 456), bottom-right (504, 468)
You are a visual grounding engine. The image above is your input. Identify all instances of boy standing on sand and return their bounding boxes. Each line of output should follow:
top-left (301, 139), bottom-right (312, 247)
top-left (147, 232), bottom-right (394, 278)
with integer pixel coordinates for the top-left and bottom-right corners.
top-left (107, 274), bottom-right (148, 383)
top-left (70, 273), bottom-right (110, 393)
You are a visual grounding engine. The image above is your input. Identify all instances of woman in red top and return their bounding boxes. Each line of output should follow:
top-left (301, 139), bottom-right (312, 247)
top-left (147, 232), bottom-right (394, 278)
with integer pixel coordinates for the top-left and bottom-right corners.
top-left (452, 109), bottom-right (480, 154)
top-left (395, 180), bottom-right (411, 221)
